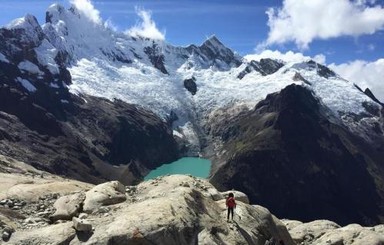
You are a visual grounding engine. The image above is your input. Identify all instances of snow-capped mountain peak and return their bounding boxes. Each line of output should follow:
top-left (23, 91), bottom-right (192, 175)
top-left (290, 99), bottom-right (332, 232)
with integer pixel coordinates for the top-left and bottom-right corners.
top-left (43, 3), bottom-right (122, 63)
top-left (0, 3), bottom-right (382, 151)
top-left (5, 14), bottom-right (44, 45)
top-left (200, 35), bottom-right (229, 54)
top-left (185, 35), bottom-right (243, 70)
top-left (6, 14), bottom-right (39, 30)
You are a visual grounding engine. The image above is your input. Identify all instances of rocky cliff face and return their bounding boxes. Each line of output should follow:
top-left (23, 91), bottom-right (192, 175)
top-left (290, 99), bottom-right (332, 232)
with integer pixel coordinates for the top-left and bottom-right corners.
top-left (0, 92), bottom-right (178, 185)
top-left (209, 84), bottom-right (384, 226)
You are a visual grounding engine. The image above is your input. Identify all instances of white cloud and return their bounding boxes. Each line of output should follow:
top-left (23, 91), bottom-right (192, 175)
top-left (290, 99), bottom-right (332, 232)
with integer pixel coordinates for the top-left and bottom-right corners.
top-left (245, 50), bottom-right (326, 64)
top-left (265, 0), bottom-right (384, 49)
top-left (104, 18), bottom-right (117, 31)
top-left (126, 8), bottom-right (165, 40)
top-left (330, 59), bottom-right (384, 102)
top-left (70, 0), bottom-right (102, 24)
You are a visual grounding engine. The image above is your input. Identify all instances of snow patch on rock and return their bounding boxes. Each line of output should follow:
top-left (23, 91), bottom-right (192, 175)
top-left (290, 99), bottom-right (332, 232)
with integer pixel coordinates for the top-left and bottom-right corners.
top-left (16, 78), bottom-right (36, 92)
top-left (18, 61), bottom-right (43, 75)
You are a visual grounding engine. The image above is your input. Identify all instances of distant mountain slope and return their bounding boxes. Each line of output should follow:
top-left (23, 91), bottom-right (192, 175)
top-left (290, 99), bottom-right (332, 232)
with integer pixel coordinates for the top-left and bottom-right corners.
top-left (209, 84), bottom-right (384, 225)
top-left (0, 92), bottom-right (178, 185)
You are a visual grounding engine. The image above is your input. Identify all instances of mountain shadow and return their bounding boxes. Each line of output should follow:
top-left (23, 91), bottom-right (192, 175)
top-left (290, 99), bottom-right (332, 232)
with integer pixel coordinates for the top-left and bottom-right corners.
top-left (210, 84), bottom-right (384, 226)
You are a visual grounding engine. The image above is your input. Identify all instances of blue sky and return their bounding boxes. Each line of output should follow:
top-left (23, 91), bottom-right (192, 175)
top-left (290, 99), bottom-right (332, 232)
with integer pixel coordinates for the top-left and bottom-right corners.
top-left (0, 0), bottom-right (384, 100)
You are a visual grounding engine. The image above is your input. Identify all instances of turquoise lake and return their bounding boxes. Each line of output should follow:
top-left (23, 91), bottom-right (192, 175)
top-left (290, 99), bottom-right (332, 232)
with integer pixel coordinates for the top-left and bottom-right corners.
top-left (144, 157), bottom-right (211, 180)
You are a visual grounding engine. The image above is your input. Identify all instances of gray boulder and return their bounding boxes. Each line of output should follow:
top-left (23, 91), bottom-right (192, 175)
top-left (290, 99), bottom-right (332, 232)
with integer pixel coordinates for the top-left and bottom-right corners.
top-left (7, 222), bottom-right (75, 244)
top-left (83, 181), bottom-right (126, 213)
top-left (284, 220), bottom-right (384, 245)
top-left (221, 190), bottom-right (250, 204)
top-left (315, 224), bottom-right (384, 245)
top-left (72, 217), bottom-right (92, 232)
top-left (205, 186), bottom-right (224, 201)
top-left (50, 192), bottom-right (85, 221)
top-left (286, 219), bottom-right (340, 244)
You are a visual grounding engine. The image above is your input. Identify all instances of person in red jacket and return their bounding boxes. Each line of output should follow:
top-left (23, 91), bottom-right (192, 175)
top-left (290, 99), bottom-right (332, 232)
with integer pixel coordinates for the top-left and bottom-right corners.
top-left (226, 192), bottom-right (236, 221)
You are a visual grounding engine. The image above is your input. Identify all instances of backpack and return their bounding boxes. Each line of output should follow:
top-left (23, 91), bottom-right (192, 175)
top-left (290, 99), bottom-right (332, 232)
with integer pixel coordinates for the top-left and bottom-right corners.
top-left (226, 197), bottom-right (236, 208)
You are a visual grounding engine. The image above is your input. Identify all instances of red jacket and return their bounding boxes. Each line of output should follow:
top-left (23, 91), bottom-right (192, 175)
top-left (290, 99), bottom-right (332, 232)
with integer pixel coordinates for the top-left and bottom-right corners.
top-left (226, 197), bottom-right (236, 208)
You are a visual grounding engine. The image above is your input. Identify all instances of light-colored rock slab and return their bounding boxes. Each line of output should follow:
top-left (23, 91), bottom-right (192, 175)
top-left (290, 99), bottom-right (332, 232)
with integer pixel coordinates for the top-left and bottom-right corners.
top-left (69, 175), bottom-right (294, 245)
top-left (281, 219), bottom-right (303, 231)
top-left (221, 190), bottom-right (249, 204)
top-left (8, 222), bottom-right (76, 244)
top-left (72, 217), bottom-right (92, 232)
top-left (83, 180), bottom-right (126, 213)
top-left (288, 219), bottom-right (340, 243)
top-left (51, 192), bottom-right (86, 221)
top-left (315, 223), bottom-right (384, 245)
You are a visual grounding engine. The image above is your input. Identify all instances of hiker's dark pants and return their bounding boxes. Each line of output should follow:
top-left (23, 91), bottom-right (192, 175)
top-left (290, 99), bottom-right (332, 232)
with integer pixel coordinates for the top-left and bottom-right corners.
top-left (227, 207), bottom-right (234, 220)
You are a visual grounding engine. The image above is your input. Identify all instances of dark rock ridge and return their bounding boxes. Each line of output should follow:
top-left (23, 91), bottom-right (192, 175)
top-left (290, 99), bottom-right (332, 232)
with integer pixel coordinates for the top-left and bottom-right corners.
top-left (364, 88), bottom-right (384, 106)
top-left (184, 77), bottom-right (197, 95)
top-left (0, 14), bottom-right (71, 122)
top-left (186, 35), bottom-right (242, 70)
top-left (209, 84), bottom-right (384, 226)
top-left (238, 58), bottom-right (284, 79)
top-left (143, 42), bottom-right (168, 74)
top-left (0, 92), bottom-right (178, 185)
top-left (307, 60), bottom-right (336, 78)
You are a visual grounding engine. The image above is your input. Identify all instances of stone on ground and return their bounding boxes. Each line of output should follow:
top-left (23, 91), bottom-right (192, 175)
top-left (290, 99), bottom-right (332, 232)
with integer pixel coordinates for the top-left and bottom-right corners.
top-left (83, 181), bottom-right (126, 213)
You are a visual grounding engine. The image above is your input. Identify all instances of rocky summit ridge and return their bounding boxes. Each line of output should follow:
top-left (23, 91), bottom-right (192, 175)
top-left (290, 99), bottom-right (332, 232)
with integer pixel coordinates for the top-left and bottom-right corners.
top-left (1, 155), bottom-right (384, 245)
top-left (0, 2), bottom-right (384, 234)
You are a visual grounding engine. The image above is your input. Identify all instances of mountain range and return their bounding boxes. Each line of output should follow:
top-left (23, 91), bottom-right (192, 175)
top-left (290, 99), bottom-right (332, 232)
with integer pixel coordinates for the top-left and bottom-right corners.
top-left (0, 3), bottom-right (384, 226)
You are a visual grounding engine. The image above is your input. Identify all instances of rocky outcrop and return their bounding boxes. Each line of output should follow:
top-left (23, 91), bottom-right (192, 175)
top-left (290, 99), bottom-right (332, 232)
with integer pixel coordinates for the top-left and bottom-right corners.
top-left (0, 155), bottom-right (93, 242)
top-left (222, 190), bottom-right (249, 204)
top-left (0, 14), bottom-right (71, 123)
top-left (72, 217), bottom-right (92, 232)
top-left (2, 155), bottom-right (384, 245)
top-left (184, 77), bottom-right (197, 95)
top-left (9, 222), bottom-right (76, 244)
top-left (83, 181), bottom-right (126, 213)
top-left (364, 88), bottom-right (384, 106)
top-left (50, 192), bottom-right (85, 221)
top-left (283, 219), bottom-right (384, 245)
top-left (307, 60), bottom-right (336, 78)
top-left (209, 84), bottom-right (384, 226)
top-left (143, 42), bottom-right (168, 74)
top-left (2, 169), bottom-right (295, 245)
top-left (238, 59), bottom-right (284, 79)
top-left (187, 35), bottom-right (242, 70)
